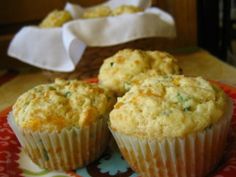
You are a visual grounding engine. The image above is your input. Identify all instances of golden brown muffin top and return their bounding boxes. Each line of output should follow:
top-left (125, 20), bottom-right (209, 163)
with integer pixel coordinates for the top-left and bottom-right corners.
top-left (110, 75), bottom-right (227, 139)
top-left (39, 10), bottom-right (72, 28)
top-left (13, 79), bottom-right (115, 132)
top-left (98, 49), bottom-right (181, 95)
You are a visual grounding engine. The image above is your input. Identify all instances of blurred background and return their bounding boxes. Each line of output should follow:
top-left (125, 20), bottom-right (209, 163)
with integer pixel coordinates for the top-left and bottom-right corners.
top-left (0, 0), bottom-right (235, 68)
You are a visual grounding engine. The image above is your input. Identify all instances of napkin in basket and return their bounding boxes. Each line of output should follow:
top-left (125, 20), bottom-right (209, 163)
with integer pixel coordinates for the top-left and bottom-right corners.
top-left (8, 0), bottom-right (176, 72)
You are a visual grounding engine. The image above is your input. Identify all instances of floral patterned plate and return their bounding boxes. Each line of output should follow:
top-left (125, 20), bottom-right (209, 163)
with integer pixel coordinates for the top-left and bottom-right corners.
top-left (1, 81), bottom-right (236, 177)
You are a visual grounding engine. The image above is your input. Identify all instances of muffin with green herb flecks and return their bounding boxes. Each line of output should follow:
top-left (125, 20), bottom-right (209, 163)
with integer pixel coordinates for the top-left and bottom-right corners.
top-left (109, 75), bottom-right (232, 177)
top-left (98, 49), bottom-right (181, 96)
top-left (8, 78), bottom-right (115, 170)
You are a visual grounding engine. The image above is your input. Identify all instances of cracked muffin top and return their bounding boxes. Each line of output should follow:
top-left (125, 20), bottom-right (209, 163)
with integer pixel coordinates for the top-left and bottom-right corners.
top-left (13, 79), bottom-right (115, 132)
top-left (98, 49), bottom-right (181, 95)
top-left (109, 75), bottom-right (228, 139)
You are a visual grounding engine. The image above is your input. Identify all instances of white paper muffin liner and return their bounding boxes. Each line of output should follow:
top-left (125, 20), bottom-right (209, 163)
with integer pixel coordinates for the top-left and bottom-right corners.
top-left (110, 99), bottom-right (233, 177)
top-left (8, 112), bottom-right (110, 170)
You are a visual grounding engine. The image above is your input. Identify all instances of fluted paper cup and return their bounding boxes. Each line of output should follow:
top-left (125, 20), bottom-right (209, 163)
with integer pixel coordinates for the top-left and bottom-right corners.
top-left (110, 99), bottom-right (233, 177)
top-left (8, 112), bottom-right (110, 170)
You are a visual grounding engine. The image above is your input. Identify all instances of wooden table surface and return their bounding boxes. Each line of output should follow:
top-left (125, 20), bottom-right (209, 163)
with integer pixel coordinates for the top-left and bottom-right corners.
top-left (1, 48), bottom-right (236, 111)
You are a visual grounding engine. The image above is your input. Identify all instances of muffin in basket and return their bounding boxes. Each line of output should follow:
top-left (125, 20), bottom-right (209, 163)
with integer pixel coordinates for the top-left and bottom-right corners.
top-left (98, 49), bottom-right (181, 95)
top-left (39, 10), bottom-right (72, 28)
top-left (8, 79), bottom-right (115, 170)
top-left (82, 6), bottom-right (112, 19)
top-left (109, 75), bottom-right (233, 177)
top-left (112, 5), bottom-right (143, 16)
top-left (82, 5), bottom-right (143, 19)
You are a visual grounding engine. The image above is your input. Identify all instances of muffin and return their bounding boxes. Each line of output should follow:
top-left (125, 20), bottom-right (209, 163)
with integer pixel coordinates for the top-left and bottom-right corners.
top-left (98, 49), bottom-right (181, 95)
top-left (82, 5), bottom-right (143, 19)
top-left (82, 6), bottom-right (112, 19)
top-left (109, 75), bottom-right (233, 177)
top-left (39, 10), bottom-right (72, 28)
top-left (112, 5), bottom-right (143, 16)
top-left (8, 79), bottom-right (115, 170)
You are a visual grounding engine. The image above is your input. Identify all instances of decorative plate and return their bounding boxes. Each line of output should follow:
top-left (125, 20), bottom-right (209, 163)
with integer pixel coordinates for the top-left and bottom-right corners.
top-left (1, 81), bottom-right (236, 177)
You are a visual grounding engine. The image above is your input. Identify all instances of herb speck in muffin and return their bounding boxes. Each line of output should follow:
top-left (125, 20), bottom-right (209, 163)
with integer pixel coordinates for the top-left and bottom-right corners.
top-left (64, 91), bottom-right (72, 97)
top-left (177, 93), bottom-right (185, 103)
top-left (49, 86), bottom-right (56, 90)
top-left (183, 106), bottom-right (191, 112)
top-left (124, 82), bottom-right (132, 90)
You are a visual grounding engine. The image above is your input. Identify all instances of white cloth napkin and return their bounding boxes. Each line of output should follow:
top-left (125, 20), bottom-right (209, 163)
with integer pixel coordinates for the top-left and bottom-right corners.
top-left (8, 27), bottom-right (86, 72)
top-left (8, 0), bottom-right (176, 72)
